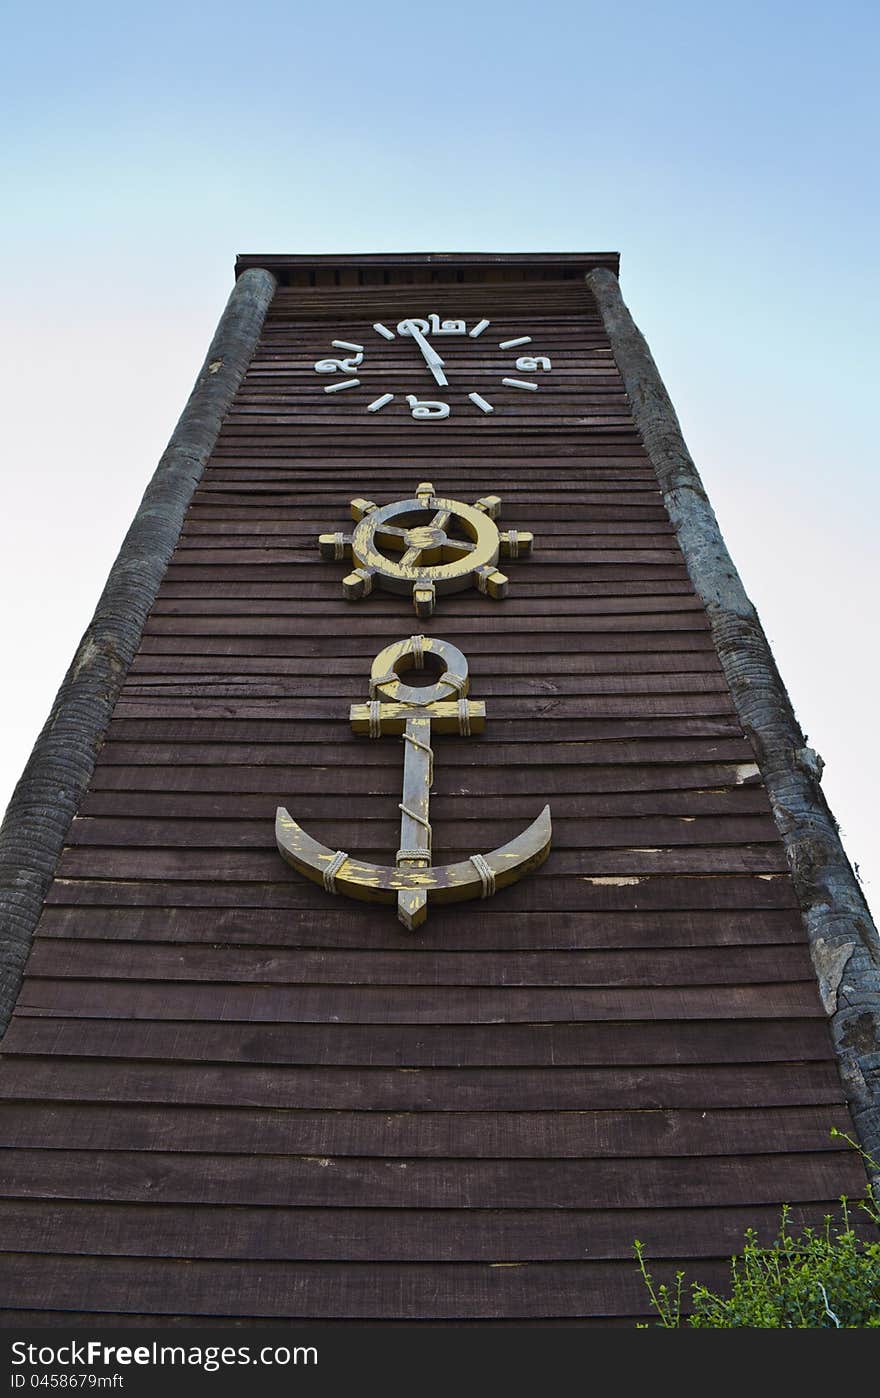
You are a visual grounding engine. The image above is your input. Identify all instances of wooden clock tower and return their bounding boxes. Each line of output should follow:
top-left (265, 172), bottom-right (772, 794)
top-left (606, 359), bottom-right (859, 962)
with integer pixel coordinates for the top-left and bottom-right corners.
top-left (0, 252), bottom-right (877, 1325)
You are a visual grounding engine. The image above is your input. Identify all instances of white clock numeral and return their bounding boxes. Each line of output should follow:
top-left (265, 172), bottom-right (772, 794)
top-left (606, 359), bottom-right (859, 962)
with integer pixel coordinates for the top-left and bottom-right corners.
top-left (332, 340), bottom-right (364, 353)
top-left (398, 315), bottom-right (469, 337)
top-left (502, 378), bottom-right (539, 392)
top-left (469, 319), bottom-right (490, 338)
top-left (516, 355), bottom-right (552, 372)
top-left (468, 392), bottom-right (494, 414)
top-left (499, 336), bottom-right (532, 350)
top-left (428, 313), bottom-right (467, 335)
top-left (406, 394), bottom-right (450, 420)
top-left (367, 393), bottom-right (394, 413)
top-left (373, 322), bottom-right (396, 340)
top-left (324, 379), bottom-right (360, 393)
top-left (315, 354), bottom-right (363, 374)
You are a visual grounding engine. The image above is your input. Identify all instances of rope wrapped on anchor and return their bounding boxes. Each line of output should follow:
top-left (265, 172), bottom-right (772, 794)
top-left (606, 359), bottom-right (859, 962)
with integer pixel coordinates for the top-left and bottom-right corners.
top-left (469, 852), bottom-right (496, 898)
top-left (369, 670), bottom-right (397, 699)
top-left (457, 698), bottom-right (471, 736)
top-left (397, 847), bottom-right (431, 864)
top-left (399, 802), bottom-right (431, 848)
top-left (443, 671), bottom-right (467, 697)
top-left (323, 850), bottom-right (349, 894)
top-left (333, 532), bottom-right (346, 560)
top-left (402, 728), bottom-right (433, 784)
top-left (411, 634), bottom-right (425, 669)
top-left (506, 530), bottom-right (519, 559)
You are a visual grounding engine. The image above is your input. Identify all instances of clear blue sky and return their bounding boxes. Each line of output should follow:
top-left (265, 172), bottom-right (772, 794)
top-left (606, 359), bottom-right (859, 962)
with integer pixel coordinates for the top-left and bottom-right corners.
top-left (1, 0), bottom-right (878, 897)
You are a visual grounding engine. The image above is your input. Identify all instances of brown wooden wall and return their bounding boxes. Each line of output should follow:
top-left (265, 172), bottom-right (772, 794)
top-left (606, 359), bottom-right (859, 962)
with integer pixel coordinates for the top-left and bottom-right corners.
top-left (0, 267), bottom-right (864, 1324)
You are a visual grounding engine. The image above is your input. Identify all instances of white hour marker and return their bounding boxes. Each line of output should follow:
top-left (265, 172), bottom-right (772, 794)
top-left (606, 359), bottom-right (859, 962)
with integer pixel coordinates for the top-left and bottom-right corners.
top-left (468, 392), bottom-right (494, 414)
top-left (324, 378), bottom-right (360, 393)
top-left (502, 378), bottom-right (539, 391)
top-left (373, 322), bottom-right (396, 340)
top-left (469, 319), bottom-right (490, 338)
top-left (500, 336), bottom-right (532, 349)
top-left (367, 393), bottom-right (394, 413)
top-left (332, 339), bottom-right (364, 353)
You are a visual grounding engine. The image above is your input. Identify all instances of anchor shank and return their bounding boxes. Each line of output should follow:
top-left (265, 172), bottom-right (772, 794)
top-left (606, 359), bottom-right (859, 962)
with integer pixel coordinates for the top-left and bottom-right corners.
top-left (397, 713), bottom-right (433, 933)
top-left (398, 715), bottom-right (433, 865)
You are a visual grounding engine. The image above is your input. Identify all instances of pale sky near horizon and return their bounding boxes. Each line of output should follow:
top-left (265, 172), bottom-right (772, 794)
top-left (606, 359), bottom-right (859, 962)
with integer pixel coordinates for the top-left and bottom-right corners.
top-left (1, 0), bottom-right (878, 905)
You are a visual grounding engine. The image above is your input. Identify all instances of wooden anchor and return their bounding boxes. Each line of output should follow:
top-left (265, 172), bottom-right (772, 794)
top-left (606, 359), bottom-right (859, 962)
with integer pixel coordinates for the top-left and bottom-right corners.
top-left (275, 635), bottom-right (552, 931)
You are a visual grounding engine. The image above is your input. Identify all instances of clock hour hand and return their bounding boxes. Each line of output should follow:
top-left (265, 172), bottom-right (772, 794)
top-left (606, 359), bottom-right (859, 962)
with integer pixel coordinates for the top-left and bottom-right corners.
top-left (406, 322), bottom-right (449, 387)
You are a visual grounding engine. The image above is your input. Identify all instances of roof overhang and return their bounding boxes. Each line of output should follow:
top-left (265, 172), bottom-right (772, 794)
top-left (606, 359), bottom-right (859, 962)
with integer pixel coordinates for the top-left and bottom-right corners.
top-left (234, 250), bottom-right (620, 285)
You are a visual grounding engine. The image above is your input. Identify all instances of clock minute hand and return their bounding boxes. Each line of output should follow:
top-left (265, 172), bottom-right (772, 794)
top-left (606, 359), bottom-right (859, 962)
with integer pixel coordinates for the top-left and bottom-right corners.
top-left (406, 322), bottom-right (449, 387)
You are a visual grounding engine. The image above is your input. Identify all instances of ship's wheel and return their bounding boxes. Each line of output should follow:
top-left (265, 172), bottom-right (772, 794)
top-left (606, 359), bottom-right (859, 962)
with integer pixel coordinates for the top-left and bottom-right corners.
top-left (318, 481), bottom-right (534, 616)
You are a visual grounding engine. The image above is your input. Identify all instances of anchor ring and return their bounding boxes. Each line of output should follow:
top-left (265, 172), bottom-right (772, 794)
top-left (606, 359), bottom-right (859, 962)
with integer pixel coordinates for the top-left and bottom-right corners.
top-left (369, 637), bottom-right (469, 706)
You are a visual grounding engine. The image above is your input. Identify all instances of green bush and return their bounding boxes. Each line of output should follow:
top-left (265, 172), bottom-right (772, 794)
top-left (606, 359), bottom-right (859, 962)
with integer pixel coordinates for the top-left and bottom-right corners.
top-left (634, 1130), bottom-right (880, 1328)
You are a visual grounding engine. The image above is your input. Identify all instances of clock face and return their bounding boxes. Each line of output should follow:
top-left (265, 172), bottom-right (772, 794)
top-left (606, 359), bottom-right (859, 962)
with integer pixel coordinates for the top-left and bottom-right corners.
top-left (311, 314), bottom-right (553, 420)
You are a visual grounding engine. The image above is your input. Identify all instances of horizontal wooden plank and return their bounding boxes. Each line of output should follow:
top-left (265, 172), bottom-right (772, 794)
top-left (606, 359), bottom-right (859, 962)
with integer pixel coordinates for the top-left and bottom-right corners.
top-left (33, 904), bottom-right (804, 951)
top-left (0, 1149), bottom-right (861, 1210)
top-left (53, 846), bottom-right (788, 881)
top-left (76, 788), bottom-right (770, 823)
top-left (3, 1017), bottom-right (831, 1068)
top-left (206, 443), bottom-right (649, 461)
top-left (103, 693), bottom-right (739, 727)
top-left (162, 569), bottom-right (692, 589)
top-left (127, 648), bottom-right (725, 675)
top-left (103, 714), bottom-right (743, 745)
top-left (151, 545), bottom-right (679, 567)
top-left (179, 518), bottom-right (675, 539)
top-left (150, 591), bottom-right (700, 615)
top-left (23, 940), bottom-right (808, 987)
top-left (0, 1254), bottom-right (717, 1320)
top-left (81, 766), bottom-right (763, 800)
top-left (194, 480), bottom-right (660, 497)
top-left (0, 1199), bottom-right (854, 1263)
top-left (0, 1309), bottom-right (640, 1327)
top-left (139, 612), bottom-right (699, 634)
top-left (0, 1058), bottom-right (842, 1110)
top-left (198, 463), bottom-right (651, 478)
top-left (155, 577), bottom-right (692, 598)
top-left (44, 872), bottom-right (799, 911)
top-left (15, 978), bottom-right (820, 1025)
top-left (121, 667), bottom-right (727, 691)
top-left (62, 812), bottom-right (778, 851)
top-left (0, 1102), bottom-right (847, 1160)
top-left (93, 737), bottom-right (752, 767)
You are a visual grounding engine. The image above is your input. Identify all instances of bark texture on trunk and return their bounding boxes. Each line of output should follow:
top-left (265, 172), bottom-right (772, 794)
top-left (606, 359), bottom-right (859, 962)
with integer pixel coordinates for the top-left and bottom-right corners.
top-left (587, 266), bottom-right (880, 1168)
top-left (0, 267), bottom-right (277, 1034)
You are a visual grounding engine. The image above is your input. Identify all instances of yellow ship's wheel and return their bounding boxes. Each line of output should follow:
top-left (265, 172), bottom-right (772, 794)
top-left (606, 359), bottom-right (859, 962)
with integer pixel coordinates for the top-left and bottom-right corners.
top-left (318, 481), bottom-right (534, 616)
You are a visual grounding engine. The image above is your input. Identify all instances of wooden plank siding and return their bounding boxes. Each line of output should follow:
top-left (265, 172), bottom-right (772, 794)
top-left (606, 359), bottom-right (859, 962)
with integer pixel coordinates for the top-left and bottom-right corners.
top-left (0, 261), bottom-right (864, 1325)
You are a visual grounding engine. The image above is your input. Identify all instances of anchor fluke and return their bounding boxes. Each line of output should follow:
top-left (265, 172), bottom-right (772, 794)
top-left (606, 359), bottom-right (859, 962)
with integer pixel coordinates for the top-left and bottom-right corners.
top-left (275, 806), bottom-right (552, 921)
